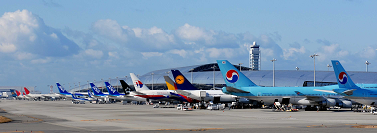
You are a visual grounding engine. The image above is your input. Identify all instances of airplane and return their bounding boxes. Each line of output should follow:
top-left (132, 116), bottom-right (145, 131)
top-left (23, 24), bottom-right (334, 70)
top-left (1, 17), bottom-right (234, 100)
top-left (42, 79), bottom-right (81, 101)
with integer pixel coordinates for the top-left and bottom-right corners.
top-left (163, 75), bottom-right (199, 103)
top-left (130, 73), bottom-right (193, 103)
top-left (104, 81), bottom-right (146, 102)
top-left (56, 82), bottom-right (88, 99)
top-left (71, 91), bottom-right (95, 104)
top-left (331, 60), bottom-right (377, 106)
top-left (170, 70), bottom-right (237, 103)
top-left (14, 90), bottom-right (24, 100)
top-left (216, 60), bottom-right (352, 110)
top-left (90, 82), bottom-right (109, 98)
top-left (24, 87), bottom-right (61, 101)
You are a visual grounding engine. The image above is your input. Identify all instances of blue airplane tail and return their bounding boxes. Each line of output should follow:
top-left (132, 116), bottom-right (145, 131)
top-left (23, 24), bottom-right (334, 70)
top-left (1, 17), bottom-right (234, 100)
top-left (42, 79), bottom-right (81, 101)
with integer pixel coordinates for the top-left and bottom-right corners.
top-left (90, 83), bottom-right (105, 95)
top-left (104, 82), bottom-right (122, 95)
top-left (171, 70), bottom-right (199, 90)
top-left (331, 60), bottom-right (358, 89)
top-left (10, 90), bottom-right (17, 97)
top-left (216, 60), bottom-right (259, 88)
top-left (87, 90), bottom-right (93, 98)
top-left (56, 83), bottom-right (70, 94)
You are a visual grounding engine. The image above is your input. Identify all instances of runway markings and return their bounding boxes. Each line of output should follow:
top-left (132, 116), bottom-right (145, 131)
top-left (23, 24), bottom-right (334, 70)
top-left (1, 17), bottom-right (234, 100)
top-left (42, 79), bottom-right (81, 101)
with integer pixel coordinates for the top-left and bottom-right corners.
top-left (80, 120), bottom-right (97, 121)
top-left (352, 125), bottom-right (377, 128)
top-left (0, 131), bottom-right (44, 133)
top-left (157, 128), bottom-right (223, 131)
top-left (105, 119), bottom-right (121, 122)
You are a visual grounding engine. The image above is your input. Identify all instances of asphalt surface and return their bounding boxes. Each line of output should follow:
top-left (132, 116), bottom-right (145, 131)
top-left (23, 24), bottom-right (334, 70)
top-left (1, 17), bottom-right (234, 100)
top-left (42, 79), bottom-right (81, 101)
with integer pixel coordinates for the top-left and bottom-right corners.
top-left (0, 100), bottom-right (377, 133)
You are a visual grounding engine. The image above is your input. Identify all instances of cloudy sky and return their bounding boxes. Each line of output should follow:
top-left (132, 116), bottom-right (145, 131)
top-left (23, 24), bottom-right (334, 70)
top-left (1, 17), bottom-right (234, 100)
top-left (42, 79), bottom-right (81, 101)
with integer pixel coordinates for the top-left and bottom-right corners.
top-left (1, 0), bottom-right (377, 93)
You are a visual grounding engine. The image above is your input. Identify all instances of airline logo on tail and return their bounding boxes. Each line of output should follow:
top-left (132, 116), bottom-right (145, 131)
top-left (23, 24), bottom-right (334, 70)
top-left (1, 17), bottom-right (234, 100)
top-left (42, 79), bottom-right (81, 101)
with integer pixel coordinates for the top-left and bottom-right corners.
top-left (58, 85), bottom-right (66, 92)
top-left (91, 85), bottom-right (101, 94)
top-left (135, 80), bottom-right (143, 88)
top-left (226, 70), bottom-right (239, 83)
top-left (175, 75), bottom-right (185, 84)
top-left (338, 72), bottom-right (348, 84)
top-left (107, 85), bottom-right (116, 93)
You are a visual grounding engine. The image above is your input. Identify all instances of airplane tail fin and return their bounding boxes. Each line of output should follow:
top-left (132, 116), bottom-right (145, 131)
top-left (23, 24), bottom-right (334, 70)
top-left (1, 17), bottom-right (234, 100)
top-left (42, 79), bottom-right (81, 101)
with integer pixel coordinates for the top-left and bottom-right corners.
top-left (90, 83), bottom-right (104, 95)
top-left (56, 83), bottom-right (69, 94)
top-left (217, 60), bottom-right (259, 88)
top-left (164, 76), bottom-right (177, 90)
top-left (24, 87), bottom-right (30, 95)
top-left (105, 82), bottom-right (121, 95)
top-left (171, 70), bottom-right (199, 90)
top-left (14, 90), bottom-right (20, 97)
top-left (130, 73), bottom-right (150, 91)
top-left (87, 90), bottom-right (93, 98)
top-left (120, 80), bottom-right (134, 92)
top-left (331, 60), bottom-right (358, 89)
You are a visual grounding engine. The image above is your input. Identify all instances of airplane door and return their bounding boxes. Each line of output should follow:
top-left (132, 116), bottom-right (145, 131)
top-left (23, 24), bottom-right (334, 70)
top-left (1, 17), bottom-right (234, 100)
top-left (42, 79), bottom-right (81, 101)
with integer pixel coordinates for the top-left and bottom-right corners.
top-left (213, 97), bottom-right (220, 104)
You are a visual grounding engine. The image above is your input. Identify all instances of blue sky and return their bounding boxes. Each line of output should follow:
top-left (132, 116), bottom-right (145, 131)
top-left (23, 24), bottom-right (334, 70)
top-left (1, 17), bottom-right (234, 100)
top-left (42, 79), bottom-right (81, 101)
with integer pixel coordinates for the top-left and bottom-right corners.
top-left (0, 0), bottom-right (377, 93)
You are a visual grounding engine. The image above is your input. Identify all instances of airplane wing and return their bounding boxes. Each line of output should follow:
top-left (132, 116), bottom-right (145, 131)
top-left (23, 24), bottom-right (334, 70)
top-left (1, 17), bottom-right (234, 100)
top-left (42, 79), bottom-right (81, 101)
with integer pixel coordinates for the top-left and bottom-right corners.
top-left (174, 90), bottom-right (201, 100)
top-left (226, 87), bottom-right (250, 93)
top-left (294, 91), bottom-right (326, 101)
top-left (342, 89), bottom-right (357, 96)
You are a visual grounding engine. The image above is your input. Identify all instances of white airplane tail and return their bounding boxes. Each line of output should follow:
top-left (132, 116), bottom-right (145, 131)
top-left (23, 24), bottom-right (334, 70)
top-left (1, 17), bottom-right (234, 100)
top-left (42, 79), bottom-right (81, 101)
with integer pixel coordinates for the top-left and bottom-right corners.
top-left (130, 73), bottom-right (150, 91)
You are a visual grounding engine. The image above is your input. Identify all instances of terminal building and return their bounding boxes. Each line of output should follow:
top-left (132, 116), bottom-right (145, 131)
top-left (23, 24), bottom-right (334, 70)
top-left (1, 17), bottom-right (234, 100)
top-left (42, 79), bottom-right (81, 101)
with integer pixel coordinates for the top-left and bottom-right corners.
top-left (65, 41), bottom-right (377, 93)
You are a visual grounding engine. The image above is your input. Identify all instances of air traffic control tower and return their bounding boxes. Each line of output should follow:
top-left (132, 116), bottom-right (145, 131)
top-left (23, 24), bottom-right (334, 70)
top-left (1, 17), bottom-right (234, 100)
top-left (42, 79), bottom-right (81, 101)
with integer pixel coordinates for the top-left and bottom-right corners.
top-left (249, 41), bottom-right (260, 70)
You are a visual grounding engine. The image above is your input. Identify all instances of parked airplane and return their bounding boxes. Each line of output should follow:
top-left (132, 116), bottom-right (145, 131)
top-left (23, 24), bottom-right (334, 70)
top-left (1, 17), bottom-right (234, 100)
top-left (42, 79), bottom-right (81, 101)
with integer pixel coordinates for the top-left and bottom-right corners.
top-left (89, 83), bottom-right (109, 98)
top-left (216, 60), bottom-right (352, 110)
top-left (331, 60), bottom-right (377, 106)
top-left (56, 83), bottom-right (87, 99)
top-left (24, 87), bottom-right (61, 100)
top-left (104, 81), bottom-right (146, 101)
top-left (170, 70), bottom-right (237, 103)
top-left (14, 90), bottom-right (24, 100)
top-left (130, 73), bottom-right (193, 102)
top-left (163, 75), bottom-right (199, 103)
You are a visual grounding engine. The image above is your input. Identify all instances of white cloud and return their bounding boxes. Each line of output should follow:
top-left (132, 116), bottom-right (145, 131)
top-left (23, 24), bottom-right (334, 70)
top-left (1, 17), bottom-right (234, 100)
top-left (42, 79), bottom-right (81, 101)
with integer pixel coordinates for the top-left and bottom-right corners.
top-left (85, 49), bottom-right (103, 59)
top-left (16, 52), bottom-right (34, 60)
top-left (31, 58), bottom-right (51, 64)
top-left (0, 9), bottom-right (81, 58)
top-left (141, 52), bottom-right (163, 59)
top-left (168, 49), bottom-right (187, 58)
top-left (108, 52), bottom-right (119, 59)
top-left (175, 23), bottom-right (214, 44)
top-left (50, 33), bottom-right (58, 39)
top-left (282, 46), bottom-right (306, 60)
top-left (0, 43), bottom-right (17, 53)
top-left (92, 19), bottom-right (129, 43)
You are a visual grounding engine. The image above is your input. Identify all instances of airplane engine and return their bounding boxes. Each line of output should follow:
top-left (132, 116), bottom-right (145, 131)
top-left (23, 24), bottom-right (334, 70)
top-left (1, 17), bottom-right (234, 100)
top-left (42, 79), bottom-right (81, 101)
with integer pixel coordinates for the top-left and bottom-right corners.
top-left (335, 99), bottom-right (352, 108)
top-left (319, 98), bottom-right (336, 107)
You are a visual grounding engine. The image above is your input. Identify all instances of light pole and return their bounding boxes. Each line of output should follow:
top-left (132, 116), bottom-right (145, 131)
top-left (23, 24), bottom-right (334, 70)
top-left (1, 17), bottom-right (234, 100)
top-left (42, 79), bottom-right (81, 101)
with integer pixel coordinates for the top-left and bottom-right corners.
top-left (116, 77), bottom-right (119, 92)
top-left (271, 58), bottom-right (277, 87)
top-left (211, 65), bottom-right (216, 89)
top-left (101, 78), bottom-right (104, 92)
top-left (310, 53), bottom-right (319, 87)
top-left (327, 64), bottom-right (332, 71)
top-left (78, 82), bottom-right (80, 90)
top-left (87, 81), bottom-right (89, 91)
top-left (151, 73), bottom-right (154, 90)
top-left (238, 63), bottom-right (243, 72)
top-left (366, 61), bottom-right (371, 72)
